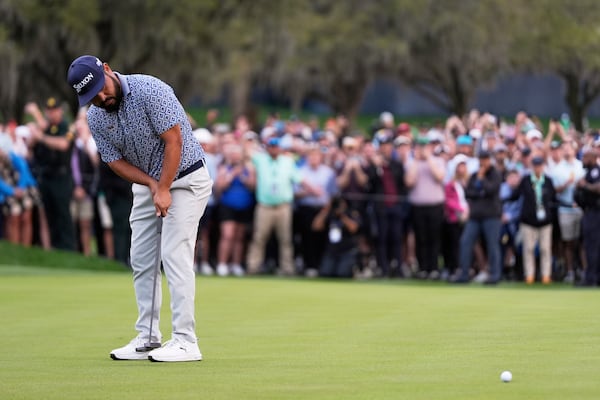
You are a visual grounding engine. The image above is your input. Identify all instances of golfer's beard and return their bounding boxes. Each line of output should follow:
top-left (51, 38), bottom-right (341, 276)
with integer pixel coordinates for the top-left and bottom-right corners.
top-left (100, 95), bottom-right (122, 113)
top-left (100, 74), bottom-right (123, 113)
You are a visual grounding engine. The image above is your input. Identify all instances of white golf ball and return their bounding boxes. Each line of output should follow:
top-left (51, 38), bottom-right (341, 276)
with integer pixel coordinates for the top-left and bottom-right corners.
top-left (500, 371), bottom-right (512, 382)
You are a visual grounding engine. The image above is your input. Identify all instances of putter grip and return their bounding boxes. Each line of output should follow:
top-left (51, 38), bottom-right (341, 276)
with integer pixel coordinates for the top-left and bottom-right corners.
top-left (157, 216), bottom-right (163, 234)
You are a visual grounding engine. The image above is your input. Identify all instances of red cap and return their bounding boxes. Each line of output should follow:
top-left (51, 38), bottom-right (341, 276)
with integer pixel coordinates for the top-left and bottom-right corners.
top-left (397, 122), bottom-right (410, 134)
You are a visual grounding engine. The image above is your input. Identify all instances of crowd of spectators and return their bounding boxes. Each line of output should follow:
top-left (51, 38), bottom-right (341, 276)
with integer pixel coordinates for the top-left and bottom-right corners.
top-left (2, 101), bottom-right (600, 287)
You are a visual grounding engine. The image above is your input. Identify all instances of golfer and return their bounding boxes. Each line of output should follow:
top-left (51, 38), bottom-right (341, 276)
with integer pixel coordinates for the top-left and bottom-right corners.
top-left (67, 55), bottom-right (212, 362)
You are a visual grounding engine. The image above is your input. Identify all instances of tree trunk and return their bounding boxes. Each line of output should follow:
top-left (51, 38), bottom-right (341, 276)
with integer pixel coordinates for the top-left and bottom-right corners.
top-left (228, 55), bottom-right (252, 118)
top-left (331, 78), bottom-right (368, 124)
top-left (289, 89), bottom-right (304, 115)
top-left (230, 78), bottom-right (251, 119)
top-left (449, 65), bottom-right (468, 117)
top-left (561, 71), bottom-right (600, 133)
top-left (563, 72), bottom-right (586, 133)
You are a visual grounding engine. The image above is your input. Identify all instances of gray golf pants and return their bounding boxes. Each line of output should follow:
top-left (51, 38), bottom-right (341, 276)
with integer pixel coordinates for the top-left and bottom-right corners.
top-left (129, 167), bottom-right (211, 344)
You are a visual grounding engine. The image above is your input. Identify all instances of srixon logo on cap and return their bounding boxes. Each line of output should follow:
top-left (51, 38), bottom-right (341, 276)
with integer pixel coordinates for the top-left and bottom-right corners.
top-left (73, 72), bottom-right (94, 93)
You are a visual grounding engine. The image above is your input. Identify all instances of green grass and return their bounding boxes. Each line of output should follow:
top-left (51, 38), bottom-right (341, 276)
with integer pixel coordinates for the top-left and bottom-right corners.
top-left (0, 253), bottom-right (599, 400)
top-left (0, 241), bottom-right (127, 273)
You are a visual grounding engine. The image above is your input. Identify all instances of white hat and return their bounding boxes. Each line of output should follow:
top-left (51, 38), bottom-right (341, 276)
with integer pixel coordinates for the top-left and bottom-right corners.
top-left (243, 130), bottom-right (258, 140)
top-left (452, 153), bottom-right (469, 166)
top-left (451, 154), bottom-right (469, 176)
top-left (279, 134), bottom-right (293, 150)
top-left (526, 129), bottom-right (543, 141)
top-left (192, 128), bottom-right (214, 144)
top-left (342, 136), bottom-right (358, 148)
top-left (0, 134), bottom-right (12, 153)
top-left (260, 126), bottom-right (276, 141)
top-left (394, 136), bottom-right (412, 146)
top-left (380, 111), bottom-right (394, 124)
top-left (469, 128), bottom-right (482, 139)
top-left (213, 123), bottom-right (230, 134)
top-left (15, 125), bottom-right (32, 139)
top-left (427, 129), bottom-right (444, 142)
top-left (300, 126), bottom-right (313, 141)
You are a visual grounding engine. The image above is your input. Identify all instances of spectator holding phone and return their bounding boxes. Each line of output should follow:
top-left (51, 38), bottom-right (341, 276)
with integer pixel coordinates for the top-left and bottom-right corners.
top-left (452, 151), bottom-right (503, 284)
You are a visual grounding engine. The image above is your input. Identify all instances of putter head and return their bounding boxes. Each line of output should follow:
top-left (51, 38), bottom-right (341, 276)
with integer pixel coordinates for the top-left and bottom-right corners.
top-left (136, 342), bottom-right (161, 352)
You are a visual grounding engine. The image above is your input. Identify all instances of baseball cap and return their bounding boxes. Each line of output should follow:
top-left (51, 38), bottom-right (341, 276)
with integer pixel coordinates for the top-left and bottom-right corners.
top-left (452, 153), bottom-right (469, 166)
top-left (478, 150), bottom-right (492, 159)
top-left (267, 137), bottom-right (280, 147)
top-left (415, 136), bottom-right (430, 146)
top-left (427, 129), bottom-right (444, 143)
top-left (393, 136), bottom-right (411, 146)
top-left (243, 130), bottom-right (258, 141)
top-left (397, 122), bottom-right (411, 134)
top-left (45, 97), bottom-right (61, 109)
top-left (531, 156), bottom-right (545, 166)
top-left (67, 55), bottom-right (105, 106)
top-left (493, 143), bottom-right (508, 153)
top-left (192, 128), bottom-right (214, 144)
top-left (378, 135), bottom-right (394, 145)
top-left (526, 129), bottom-right (543, 141)
top-left (374, 129), bottom-right (393, 144)
top-left (469, 128), bottom-right (482, 139)
top-left (380, 111), bottom-right (394, 125)
top-left (342, 136), bottom-right (358, 148)
top-left (456, 135), bottom-right (473, 146)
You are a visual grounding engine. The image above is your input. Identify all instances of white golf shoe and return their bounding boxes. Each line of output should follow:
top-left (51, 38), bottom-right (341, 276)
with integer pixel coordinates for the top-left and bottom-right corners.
top-left (110, 336), bottom-right (159, 360)
top-left (148, 337), bottom-right (203, 362)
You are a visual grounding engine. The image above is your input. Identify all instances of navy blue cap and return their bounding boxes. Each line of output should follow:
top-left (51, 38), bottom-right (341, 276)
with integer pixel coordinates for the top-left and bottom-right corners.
top-left (531, 156), bottom-right (545, 166)
top-left (67, 55), bottom-right (105, 106)
top-left (478, 150), bottom-right (492, 159)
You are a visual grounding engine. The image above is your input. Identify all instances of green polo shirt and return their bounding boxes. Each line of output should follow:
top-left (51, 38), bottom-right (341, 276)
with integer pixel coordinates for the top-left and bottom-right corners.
top-left (252, 151), bottom-right (301, 205)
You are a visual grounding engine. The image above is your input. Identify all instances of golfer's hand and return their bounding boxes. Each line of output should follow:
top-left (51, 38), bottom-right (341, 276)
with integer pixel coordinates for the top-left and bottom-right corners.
top-left (153, 187), bottom-right (172, 217)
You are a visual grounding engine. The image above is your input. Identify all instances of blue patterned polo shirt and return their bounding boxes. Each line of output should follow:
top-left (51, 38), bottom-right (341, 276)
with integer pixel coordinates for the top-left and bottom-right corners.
top-left (87, 72), bottom-right (204, 181)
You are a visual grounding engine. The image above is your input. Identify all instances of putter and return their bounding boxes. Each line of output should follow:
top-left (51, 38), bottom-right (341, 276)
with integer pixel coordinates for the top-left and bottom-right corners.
top-left (136, 216), bottom-right (163, 352)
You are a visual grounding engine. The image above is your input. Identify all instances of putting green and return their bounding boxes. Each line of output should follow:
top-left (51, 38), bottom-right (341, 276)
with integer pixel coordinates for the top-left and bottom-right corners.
top-left (0, 267), bottom-right (598, 399)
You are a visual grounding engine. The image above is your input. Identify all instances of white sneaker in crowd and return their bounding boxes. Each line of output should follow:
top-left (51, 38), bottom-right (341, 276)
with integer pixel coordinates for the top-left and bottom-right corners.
top-left (200, 262), bottom-right (214, 276)
top-left (148, 337), bottom-right (202, 362)
top-left (563, 270), bottom-right (574, 284)
top-left (428, 270), bottom-right (441, 280)
top-left (473, 270), bottom-right (489, 284)
top-left (110, 336), bottom-right (159, 360)
top-left (304, 268), bottom-right (319, 278)
top-left (216, 263), bottom-right (229, 277)
top-left (360, 268), bottom-right (374, 279)
top-left (230, 264), bottom-right (245, 277)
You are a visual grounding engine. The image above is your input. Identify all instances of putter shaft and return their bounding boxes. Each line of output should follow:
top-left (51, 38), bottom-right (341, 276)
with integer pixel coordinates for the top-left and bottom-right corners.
top-left (142, 216), bottom-right (163, 352)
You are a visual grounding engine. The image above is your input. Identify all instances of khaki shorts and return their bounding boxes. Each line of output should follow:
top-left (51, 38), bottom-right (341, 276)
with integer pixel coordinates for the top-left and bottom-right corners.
top-left (97, 194), bottom-right (113, 229)
top-left (558, 209), bottom-right (583, 241)
top-left (70, 197), bottom-right (94, 221)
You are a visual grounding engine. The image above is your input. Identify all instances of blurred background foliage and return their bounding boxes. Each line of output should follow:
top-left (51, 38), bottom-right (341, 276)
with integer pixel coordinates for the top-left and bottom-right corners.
top-left (1, 0), bottom-right (600, 131)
